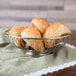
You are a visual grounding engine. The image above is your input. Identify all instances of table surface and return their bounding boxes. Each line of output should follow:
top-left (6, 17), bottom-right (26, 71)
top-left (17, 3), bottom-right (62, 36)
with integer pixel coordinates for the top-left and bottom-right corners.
top-left (68, 30), bottom-right (76, 46)
top-left (42, 65), bottom-right (76, 76)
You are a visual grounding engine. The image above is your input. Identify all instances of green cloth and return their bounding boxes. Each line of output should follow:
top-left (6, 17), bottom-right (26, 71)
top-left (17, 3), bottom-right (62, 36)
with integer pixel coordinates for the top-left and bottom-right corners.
top-left (0, 28), bottom-right (76, 76)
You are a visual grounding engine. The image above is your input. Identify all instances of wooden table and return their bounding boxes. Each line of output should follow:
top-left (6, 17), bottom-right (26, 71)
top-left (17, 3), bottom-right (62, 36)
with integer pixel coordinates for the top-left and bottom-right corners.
top-left (42, 65), bottom-right (76, 76)
top-left (42, 30), bottom-right (76, 76)
top-left (68, 30), bottom-right (76, 46)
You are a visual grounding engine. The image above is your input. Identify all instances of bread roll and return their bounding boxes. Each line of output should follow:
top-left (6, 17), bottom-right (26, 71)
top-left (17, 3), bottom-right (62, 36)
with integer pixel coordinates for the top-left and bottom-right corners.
top-left (8, 26), bottom-right (28, 48)
top-left (43, 23), bottom-right (71, 48)
top-left (21, 26), bottom-right (44, 51)
top-left (32, 17), bottom-right (49, 34)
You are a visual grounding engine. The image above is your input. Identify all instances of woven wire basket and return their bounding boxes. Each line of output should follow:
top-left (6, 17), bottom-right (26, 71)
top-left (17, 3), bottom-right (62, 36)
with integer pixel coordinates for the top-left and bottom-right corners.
top-left (6, 30), bottom-right (71, 57)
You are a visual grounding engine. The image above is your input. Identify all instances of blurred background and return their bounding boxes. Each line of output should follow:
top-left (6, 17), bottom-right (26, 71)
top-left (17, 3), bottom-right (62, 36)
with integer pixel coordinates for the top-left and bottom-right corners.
top-left (0, 0), bottom-right (76, 31)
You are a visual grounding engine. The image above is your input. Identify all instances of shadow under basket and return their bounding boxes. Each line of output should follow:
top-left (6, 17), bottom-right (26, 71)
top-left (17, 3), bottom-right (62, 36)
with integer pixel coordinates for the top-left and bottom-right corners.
top-left (6, 31), bottom-right (71, 57)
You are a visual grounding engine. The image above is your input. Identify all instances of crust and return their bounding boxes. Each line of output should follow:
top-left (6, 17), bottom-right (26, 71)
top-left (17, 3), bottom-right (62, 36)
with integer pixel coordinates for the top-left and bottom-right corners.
top-left (43, 23), bottom-right (71, 48)
top-left (21, 26), bottom-right (44, 51)
top-left (32, 17), bottom-right (49, 34)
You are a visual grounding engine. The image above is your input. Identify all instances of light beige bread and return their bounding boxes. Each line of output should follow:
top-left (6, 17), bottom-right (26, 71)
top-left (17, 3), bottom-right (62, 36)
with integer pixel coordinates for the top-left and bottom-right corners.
top-left (43, 23), bottom-right (71, 48)
top-left (8, 26), bottom-right (28, 48)
top-left (21, 26), bottom-right (44, 51)
top-left (32, 17), bottom-right (49, 34)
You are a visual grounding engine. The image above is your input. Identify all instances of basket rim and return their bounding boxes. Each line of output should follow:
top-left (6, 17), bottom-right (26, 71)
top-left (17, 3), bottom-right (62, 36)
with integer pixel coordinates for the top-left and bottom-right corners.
top-left (5, 30), bottom-right (71, 40)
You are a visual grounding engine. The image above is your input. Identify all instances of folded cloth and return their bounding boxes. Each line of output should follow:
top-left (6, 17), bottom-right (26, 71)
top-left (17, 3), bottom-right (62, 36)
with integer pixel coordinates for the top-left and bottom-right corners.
top-left (0, 28), bottom-right (9, 45)
top-left (0, 28), bottom-right (76, 76)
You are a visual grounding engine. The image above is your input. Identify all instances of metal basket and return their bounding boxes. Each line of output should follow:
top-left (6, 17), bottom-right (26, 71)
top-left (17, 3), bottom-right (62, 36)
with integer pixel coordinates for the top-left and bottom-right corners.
top-left (6, 30), bottom-right (71, 57)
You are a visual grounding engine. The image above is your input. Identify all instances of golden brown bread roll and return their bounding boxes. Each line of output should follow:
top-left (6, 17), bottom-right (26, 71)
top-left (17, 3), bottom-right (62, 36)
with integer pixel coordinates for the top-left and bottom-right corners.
top-left (8, 26), bottom-right (28, 48)
top-left (43, 23), bottom-right (71, 48)
top-left (32, 17), bottom-right (49, 34)
top-left (21, 26), bottom-right (44, 51)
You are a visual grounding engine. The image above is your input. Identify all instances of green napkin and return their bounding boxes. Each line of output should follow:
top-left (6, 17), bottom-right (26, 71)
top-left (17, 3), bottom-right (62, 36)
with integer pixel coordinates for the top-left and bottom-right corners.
top-left (0, 28), bottom-right (76, 76)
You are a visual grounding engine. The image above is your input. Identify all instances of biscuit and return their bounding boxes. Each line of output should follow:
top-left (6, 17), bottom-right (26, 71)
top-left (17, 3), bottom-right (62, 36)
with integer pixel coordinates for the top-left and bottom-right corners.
top-left (21, 26), bottom-right (44, 51)
top-left (43, 23), bottom-right (71, 48)
top-left (8, 26), bottom-right (28, 48)
top-left (32, 17), bottom-right (49, 34)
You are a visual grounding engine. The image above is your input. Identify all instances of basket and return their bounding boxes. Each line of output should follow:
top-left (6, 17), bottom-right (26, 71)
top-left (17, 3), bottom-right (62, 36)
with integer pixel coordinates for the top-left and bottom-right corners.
top-left (6, 30), bottom-right (71, 57)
